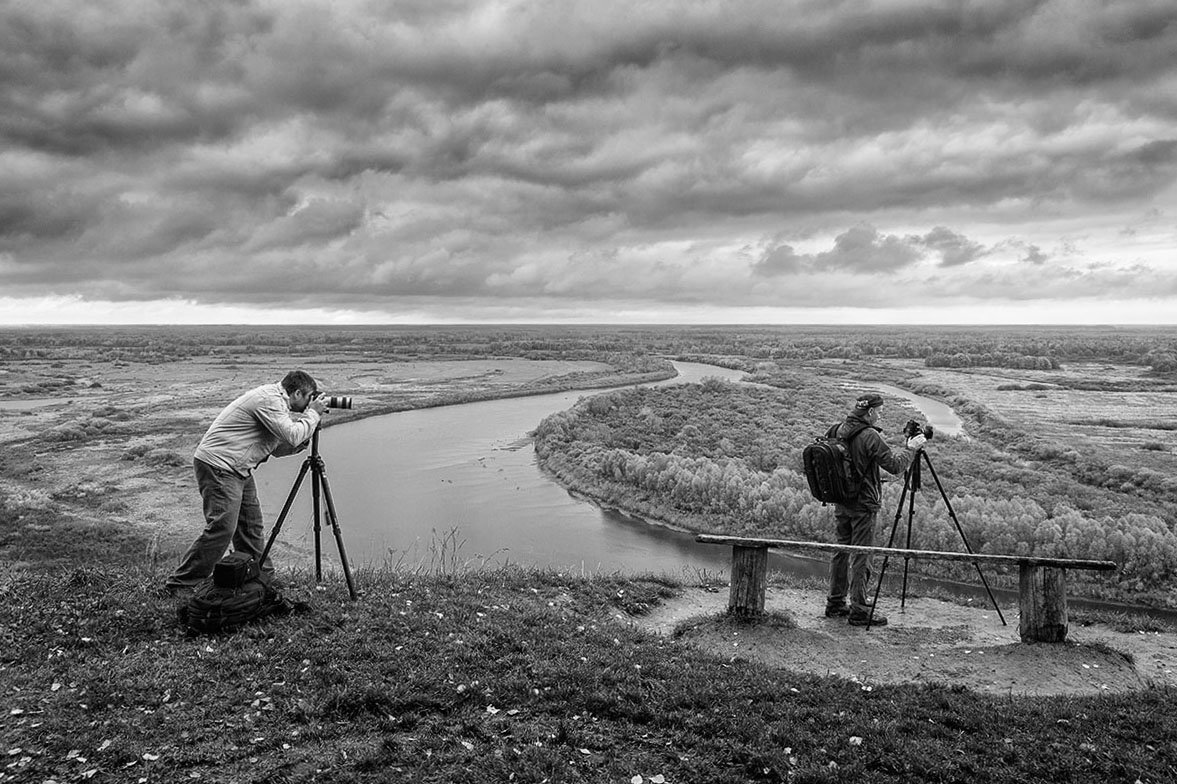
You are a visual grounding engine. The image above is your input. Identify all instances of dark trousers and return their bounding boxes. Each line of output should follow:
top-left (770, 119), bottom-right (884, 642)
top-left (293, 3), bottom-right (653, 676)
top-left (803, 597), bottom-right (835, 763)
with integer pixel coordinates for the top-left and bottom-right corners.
top-left (166, 459), bottom-right (272, 590)
top-left (827, 506), bottom-right (877, 614)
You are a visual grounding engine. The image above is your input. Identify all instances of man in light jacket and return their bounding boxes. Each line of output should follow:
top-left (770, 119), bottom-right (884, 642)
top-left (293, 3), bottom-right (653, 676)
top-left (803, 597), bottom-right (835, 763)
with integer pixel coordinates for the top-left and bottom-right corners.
top-left (165, 370), bottom-right (326, 596)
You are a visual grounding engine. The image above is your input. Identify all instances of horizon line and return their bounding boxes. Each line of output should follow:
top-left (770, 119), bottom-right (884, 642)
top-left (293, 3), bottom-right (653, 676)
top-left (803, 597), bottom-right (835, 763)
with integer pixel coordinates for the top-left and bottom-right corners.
top-left (2, 322), bottom-right (1175, 329)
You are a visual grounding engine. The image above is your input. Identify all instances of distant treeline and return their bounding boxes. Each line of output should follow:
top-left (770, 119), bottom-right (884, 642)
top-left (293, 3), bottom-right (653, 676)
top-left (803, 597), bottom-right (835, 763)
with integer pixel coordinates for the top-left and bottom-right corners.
top-left (2, 325), bottom-right (1176, 370)
top-left (924, 353), bottom-right (1061, 370)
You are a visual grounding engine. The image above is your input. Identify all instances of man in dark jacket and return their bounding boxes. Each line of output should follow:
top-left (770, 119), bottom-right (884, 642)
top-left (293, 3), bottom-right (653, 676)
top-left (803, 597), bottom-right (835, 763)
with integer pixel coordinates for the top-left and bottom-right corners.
top-left (826, 393), bottom-right (927, 626)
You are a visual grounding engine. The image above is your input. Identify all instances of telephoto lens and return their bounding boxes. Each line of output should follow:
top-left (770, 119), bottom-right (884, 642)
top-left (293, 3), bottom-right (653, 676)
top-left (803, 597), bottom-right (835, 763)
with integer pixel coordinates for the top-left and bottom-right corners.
top-left (325, 396), bottom-right (353, 409)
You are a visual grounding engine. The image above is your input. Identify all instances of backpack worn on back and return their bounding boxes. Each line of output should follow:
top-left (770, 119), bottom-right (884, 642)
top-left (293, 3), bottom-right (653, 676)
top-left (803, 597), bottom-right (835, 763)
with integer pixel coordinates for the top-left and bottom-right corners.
top-left (802, 422), bottom-right (871, 505)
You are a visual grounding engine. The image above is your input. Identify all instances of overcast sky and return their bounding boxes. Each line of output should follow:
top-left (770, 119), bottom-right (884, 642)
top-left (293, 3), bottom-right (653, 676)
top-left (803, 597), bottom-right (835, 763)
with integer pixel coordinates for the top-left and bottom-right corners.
top-left (2, 0), bottom-right (1176, 325)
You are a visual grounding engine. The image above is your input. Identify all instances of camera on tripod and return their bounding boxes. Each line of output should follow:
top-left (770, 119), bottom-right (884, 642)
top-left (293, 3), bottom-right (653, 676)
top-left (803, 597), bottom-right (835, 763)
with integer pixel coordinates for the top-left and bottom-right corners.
top-left (318, 394), bottom-right (353, 409)
top-left (902, 419), bottom-right (934, 440)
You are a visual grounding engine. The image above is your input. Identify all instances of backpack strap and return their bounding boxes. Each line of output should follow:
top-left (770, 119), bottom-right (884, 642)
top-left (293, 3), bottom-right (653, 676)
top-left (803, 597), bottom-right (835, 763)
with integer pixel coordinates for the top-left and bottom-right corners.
top-left (843, 422), bottom-right (872, 442)
top-left (832, 421), bottom-right (873, 479)
top-left (827, 421), bottom-right (872, 442)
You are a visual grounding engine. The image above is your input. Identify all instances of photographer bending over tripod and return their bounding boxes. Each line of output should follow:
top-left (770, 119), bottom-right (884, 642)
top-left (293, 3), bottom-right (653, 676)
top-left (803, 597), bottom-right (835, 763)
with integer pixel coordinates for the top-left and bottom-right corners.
top-left (164, 370), bottom-right (327, 597)
top-left (826, 393), bottom-right (927, 626)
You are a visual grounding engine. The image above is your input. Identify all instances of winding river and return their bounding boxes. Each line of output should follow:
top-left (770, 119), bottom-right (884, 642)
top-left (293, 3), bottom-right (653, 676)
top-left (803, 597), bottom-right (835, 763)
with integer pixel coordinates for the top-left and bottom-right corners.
top-left (257, 362), bottom-right (754, 575)
top-left (257, 362), bottom-right (957, 579)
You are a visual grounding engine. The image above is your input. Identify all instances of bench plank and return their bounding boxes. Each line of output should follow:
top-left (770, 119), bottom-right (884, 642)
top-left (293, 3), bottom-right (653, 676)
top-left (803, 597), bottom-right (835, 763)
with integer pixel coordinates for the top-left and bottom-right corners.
top-left (695, 535), bottom-right (1117, 572)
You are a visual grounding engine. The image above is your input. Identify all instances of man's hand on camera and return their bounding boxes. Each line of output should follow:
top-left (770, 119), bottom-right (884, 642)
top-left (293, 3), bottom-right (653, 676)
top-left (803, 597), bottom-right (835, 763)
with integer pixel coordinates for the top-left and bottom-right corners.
top-left (309, 397), bottom-right (329, 415)
top-left (906, 434), bottom-right (927, 451)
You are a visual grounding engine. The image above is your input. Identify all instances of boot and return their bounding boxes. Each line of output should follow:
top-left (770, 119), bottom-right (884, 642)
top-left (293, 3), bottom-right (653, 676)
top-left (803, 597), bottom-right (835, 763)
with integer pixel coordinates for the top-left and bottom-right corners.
top-left (848, 611), bottom-right (887, 627)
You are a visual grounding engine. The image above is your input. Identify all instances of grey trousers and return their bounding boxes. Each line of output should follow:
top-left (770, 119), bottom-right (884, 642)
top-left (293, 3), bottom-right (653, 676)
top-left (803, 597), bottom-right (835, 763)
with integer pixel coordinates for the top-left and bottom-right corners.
top-left (827, 506), bottom-right (877, 614)
top-left (166, 459), bottom-right (272, 590)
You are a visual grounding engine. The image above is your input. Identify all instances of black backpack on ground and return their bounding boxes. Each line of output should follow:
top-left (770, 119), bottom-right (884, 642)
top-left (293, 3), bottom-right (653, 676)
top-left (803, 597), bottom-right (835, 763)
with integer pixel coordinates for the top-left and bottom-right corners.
top-left (802, 422), bottom-right (871, 505)
top-left (183, 553), bottom-right (296, 634)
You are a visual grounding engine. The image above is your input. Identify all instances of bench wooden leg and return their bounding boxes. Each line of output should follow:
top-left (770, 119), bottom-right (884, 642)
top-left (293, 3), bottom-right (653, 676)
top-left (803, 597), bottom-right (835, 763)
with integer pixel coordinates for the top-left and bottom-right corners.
top-left (728, 545), bottom-right (768, 618)
top-left (1019, 564), bottom-right (1068, 643)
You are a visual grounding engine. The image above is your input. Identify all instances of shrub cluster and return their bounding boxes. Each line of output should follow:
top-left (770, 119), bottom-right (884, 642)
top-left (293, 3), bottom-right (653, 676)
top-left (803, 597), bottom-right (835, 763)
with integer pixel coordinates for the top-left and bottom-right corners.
top-left (535, 381), bottom-right (1177, 597)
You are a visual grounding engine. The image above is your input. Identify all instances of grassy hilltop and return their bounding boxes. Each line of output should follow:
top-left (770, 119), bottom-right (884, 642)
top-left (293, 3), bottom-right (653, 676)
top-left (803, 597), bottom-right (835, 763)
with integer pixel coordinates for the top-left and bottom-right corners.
top-left (3, 325), bottom-right (1177, 783)
top-left (5, 561), bottom-right (1176, 784)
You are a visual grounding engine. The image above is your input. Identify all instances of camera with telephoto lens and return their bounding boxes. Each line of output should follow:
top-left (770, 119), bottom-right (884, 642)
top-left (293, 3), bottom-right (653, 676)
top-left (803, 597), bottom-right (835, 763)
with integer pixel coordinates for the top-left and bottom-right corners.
top-left (903, 419), bottom-right (933, 440)
top-left (319, 394), bottom-right (353, 409)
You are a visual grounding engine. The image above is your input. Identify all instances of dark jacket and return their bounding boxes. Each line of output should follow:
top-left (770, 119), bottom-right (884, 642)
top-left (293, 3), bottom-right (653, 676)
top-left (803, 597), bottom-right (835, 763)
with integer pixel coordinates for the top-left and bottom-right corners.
top-left (835, 412), bottom-right (917, 511)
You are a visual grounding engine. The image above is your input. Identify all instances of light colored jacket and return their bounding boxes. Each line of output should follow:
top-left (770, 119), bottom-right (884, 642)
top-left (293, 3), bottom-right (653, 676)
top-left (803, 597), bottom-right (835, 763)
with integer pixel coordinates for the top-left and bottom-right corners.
top-left (193, 383), bottom-right (320, 477)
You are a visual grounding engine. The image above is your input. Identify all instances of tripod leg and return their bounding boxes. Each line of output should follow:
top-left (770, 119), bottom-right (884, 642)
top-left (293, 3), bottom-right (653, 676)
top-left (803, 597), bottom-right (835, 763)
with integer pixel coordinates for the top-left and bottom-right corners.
top-left (312, 459), bottom-right (323, 583)
top-left (317, 471), bottom-right (359, 601)
top-left (260, 456), bottom-right (312, 565)
top-left (884, 476), bottom-right (910, 550)
top-left (900, 472), bottom-right (918, 612)
top-left (921, 452), bottom-right (1007, 626)
top-left (868, 470), bottom-right (912, 630)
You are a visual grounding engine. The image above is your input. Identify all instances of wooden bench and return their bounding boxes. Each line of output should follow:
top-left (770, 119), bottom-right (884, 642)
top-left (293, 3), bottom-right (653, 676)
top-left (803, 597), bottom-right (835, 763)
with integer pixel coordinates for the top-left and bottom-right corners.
top-left (695, 534), bottom-right (1118, 643)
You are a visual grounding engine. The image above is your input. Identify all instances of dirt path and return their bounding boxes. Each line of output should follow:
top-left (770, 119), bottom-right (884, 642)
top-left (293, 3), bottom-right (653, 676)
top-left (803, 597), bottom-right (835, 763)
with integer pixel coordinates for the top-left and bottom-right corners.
top-left (631, 585), bottom-right (1177, 696)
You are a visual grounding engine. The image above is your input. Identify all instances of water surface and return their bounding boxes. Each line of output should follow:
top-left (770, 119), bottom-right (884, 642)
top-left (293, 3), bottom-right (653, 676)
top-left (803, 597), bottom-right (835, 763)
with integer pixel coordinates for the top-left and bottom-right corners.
top-left (258, 362), bottom-right (762, 575)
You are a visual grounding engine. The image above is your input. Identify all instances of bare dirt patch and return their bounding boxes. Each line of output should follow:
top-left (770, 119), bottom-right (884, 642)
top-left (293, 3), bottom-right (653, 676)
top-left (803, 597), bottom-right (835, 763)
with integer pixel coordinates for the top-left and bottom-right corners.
top-left (630, 585), bottom-right (1177, 696)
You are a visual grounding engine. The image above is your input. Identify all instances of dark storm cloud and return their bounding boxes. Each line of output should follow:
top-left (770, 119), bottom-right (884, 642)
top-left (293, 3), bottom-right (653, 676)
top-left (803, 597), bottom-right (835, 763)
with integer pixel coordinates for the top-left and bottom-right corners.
top-left (753, 226), bottom-right (937, 276)
top-left (1021, 245), bottom-right (1050, 265)
top-left (812, 226), bottom-right (924, 272)
top-left (914, 227), bottom-right (990, 267)
top-left (0, 193), bottom-right (90, 245)
top-left (2, 0), bottom-right (1176, 318)
top-left (754, 244), bottom-right (806, 277)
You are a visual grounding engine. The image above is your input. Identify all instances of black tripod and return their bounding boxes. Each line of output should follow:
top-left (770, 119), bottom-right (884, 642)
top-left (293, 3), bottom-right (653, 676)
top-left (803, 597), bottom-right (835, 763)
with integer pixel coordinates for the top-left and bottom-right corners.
top-left (260, 427), bottom-right (359, 600)
top-left (866, 450), bottom-right (1004, 629)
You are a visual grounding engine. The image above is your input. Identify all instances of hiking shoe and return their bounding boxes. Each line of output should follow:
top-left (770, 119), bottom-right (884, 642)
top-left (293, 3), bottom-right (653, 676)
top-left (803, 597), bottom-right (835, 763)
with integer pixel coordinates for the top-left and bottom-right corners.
top-left (824, 605), bottom-right (850, 617)
top-left (848, 612), bottom-right (887, 627)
